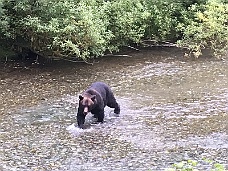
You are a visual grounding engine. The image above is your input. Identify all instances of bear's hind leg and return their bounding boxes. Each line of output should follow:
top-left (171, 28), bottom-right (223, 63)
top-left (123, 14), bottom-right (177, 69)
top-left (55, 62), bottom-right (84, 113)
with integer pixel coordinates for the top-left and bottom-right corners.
top-left (97, 110), bottom-right (104, 123)
top-left (114, 104), bottom-right (120, 114)
top-left (107, 92), bottom-right (120, 114)
top-left (107, 101), bottom-right (120, 114)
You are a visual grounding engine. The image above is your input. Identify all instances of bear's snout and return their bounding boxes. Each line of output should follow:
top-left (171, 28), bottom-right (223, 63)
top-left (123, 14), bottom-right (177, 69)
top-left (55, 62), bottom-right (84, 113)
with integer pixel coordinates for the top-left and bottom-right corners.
top-left (83, 107), bottom-right (89, 115)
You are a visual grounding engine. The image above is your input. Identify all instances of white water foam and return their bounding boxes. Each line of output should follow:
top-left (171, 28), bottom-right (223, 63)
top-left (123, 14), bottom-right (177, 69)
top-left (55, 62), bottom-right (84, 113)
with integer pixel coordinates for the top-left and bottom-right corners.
top-left (66, 123), bottom-right (94, 136)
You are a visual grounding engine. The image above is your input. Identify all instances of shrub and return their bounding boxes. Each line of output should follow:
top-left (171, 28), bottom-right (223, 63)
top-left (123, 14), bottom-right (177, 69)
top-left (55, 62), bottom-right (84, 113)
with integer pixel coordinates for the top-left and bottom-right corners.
top-left (143, 0), bottom-right (183, 42)
top-left (165, 159), bottom-right (227, 171)
top-left (13, 0), bottom-right (113, 60)
top-left (104, 0), bottom-right (149, 49)
top-left (0, 0), bottom-right (227, 60)
top-left (0, 0), bottom-right (9, 37)
top-left (177, 0), bottom-right (228, 58)
top-left (0, 0), bottom-right (150, 60)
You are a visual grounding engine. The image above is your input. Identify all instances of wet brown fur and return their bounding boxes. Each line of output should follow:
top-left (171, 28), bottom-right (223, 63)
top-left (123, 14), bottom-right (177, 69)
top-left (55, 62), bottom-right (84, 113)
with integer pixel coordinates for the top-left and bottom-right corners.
top-left (77, 82), bottom-right (120, 129)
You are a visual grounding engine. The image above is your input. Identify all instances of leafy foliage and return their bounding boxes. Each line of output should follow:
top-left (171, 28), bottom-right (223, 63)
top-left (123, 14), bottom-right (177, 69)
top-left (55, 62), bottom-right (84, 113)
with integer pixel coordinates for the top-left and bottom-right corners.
top-left (0, 0), bottom-right (227, 60)
top-left (143, 0), bottom-right (183, 41)
top-left (165, 159), bottom-right (227, 171)
top-left (177, 0), bottom-right (228, 58)
top-left (3, 0), bottom-right (113, 60)
top-left (104, 0), bottom-right (149, 50)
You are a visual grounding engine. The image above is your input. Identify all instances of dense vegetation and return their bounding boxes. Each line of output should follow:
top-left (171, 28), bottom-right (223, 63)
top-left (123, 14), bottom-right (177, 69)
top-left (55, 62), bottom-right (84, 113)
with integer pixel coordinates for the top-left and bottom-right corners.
top-left (165, 159), bottom-right (227, 171)
top-left (0, 0), bottom-right (227, 61)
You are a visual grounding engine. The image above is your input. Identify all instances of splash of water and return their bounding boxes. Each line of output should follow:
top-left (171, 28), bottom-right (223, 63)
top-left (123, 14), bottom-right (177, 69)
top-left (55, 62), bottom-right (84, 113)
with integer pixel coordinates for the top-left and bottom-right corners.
top-left (66, 123), bottom-right (94, 136)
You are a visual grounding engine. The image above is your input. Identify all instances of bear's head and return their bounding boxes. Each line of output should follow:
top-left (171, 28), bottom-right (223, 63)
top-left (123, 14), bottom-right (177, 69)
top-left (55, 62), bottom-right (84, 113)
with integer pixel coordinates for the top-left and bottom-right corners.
top-left (79, 95), bottom-right (96, 115)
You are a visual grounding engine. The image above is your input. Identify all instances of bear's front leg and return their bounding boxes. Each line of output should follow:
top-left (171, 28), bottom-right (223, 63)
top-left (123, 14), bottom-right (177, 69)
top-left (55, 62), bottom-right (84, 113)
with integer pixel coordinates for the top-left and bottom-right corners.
top-left (77, 113), bottom-right (85, 129)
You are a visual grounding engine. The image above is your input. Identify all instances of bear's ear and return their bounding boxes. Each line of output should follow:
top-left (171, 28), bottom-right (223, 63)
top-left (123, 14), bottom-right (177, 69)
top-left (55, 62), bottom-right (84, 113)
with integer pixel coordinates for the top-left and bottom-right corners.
top-left (91, 95), bottom-right (96, 101)
top-left (79, 95), bottom-right (83, 101)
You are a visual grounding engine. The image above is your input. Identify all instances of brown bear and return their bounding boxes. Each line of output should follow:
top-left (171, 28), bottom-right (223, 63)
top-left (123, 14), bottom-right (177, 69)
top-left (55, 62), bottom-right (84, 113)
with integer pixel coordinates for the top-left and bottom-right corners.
top-left (76, 82), bottom-right (120, 128)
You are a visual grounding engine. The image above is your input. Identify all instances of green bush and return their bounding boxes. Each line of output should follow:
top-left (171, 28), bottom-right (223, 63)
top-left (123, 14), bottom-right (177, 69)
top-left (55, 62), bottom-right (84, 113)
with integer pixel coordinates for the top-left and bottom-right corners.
top-left (143, 0), bottom-right (182, 41)
top-left (0, 0), bottom-right (227, 60)
top-left (143, 0), bottom-right (208, 42)
top-left (165, 159), bottom-right (227, 171)
top-left (177, 0), bottom-right (228, 58)
top-left (0, 0), bottom-right (9, 37)
top-left (8, 0), bottom-right (113, 60)
top-left (104, 0), bottom-right (149, 49)
top-left (0, 0), bottom-right (150, 60)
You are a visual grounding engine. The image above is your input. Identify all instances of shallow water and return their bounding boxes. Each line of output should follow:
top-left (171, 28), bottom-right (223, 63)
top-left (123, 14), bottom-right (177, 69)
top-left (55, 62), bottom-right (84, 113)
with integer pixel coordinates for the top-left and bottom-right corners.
top-left (0, 48), bottom-right (227, 170)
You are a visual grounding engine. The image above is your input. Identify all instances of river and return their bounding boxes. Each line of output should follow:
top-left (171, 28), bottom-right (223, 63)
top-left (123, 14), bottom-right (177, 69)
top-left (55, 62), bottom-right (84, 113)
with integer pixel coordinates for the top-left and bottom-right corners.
top-left (0, 47), bottom-right (227, 170)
